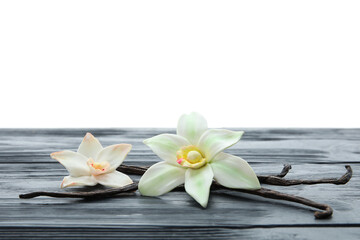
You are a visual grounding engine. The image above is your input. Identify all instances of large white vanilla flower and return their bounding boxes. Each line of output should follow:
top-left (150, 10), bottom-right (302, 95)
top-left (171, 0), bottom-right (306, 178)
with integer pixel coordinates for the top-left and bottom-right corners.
top-left (51, 133), bottom-right (133, 188)
top-left (139, 112), bottom-right (260, 207)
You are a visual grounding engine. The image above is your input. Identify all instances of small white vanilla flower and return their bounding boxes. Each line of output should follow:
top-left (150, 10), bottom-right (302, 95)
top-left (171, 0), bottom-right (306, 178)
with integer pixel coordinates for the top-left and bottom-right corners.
top-left (139, 112), bottom-right (260, 208)
top-left (51, 133), bottom-right (133, 188)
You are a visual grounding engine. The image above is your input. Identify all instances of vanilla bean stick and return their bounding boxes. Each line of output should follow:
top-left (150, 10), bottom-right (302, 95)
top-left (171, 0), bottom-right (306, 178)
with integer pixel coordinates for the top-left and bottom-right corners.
top-left (257, 165), bottom-right (352, 186)
top-left (118, 164), bottom-right (292, 179)
top-left (19, 181), bottom-right (333, 219)
top-left (118, 165), bottom-right (148, 175)
top-left (118, 164), bottom-right (352, 186)
top-left (256, 164), bottom-right (291, 181)
top-left (213, 185), bottom-right (333, 219)
top-left (19, 182), bottom-right (138, 199)
top-left (19, 165), bottom-right (352, 219)
top-left (19, 164), bottom-right (292, 199)
top-left (274, 164), bottom-right (292, 178)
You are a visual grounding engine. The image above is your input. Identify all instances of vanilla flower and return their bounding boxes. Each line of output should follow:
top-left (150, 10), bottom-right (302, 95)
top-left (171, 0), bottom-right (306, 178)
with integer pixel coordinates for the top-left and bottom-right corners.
top-left (139, 112), bottom-right (260, 207)
top-left (51, 133), bottom-right (133, 188)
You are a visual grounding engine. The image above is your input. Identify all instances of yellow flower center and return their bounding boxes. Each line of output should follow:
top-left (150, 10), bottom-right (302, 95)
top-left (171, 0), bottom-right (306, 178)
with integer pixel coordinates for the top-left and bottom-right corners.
top-left (176, 145), bottom-right (206, 169)
top-left (91, 162), bottom-right (108, 171)
top-left (87, 158), bottom-right (110, 175)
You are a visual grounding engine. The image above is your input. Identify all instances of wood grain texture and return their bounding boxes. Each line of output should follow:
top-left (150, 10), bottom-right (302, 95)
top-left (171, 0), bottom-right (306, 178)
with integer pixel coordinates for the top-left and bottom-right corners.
top-left (0, 128), bottom-right (359, 239)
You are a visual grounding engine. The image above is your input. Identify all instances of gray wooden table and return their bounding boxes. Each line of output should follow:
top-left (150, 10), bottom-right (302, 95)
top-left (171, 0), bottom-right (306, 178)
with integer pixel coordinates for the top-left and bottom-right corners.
top-left (0, 129), bottom-right (359, 239)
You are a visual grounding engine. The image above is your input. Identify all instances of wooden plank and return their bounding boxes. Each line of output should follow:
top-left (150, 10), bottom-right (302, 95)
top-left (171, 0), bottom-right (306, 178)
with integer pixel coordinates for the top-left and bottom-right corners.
top-left (0, 129), bottom-right (359, 239)
top-left (1, 226), bottom-right (360, 240)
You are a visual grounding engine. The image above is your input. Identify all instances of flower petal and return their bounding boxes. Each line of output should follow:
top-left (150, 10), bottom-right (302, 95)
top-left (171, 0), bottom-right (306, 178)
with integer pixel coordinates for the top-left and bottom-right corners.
top-left (198, 129), bottom-right (244, 162)
top-left (184, 164), bottom-right (213, 208)
top-left (95, 144), bottom-right (132, 172)
top-left (77, 133), bottom-right (103, 159)
top-left (61, 175), bottom-right (97, 188)
top-left (210, 152), bottom-right (261, 189)
top-left (93, 171), bottom-right (133, 188)
top-left (177, 112), bottom-right (208, 145)
top-left (143, 134), bottom-right (190, 165)
top-left (138, 162), bottom-right (186, 196)
top-left (50, 150), bottom-right (90, 177)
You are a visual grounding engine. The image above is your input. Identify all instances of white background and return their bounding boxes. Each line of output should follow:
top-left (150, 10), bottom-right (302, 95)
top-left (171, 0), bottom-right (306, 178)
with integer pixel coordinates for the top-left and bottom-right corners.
top-left (0, 0), bottom-right (359, 128)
